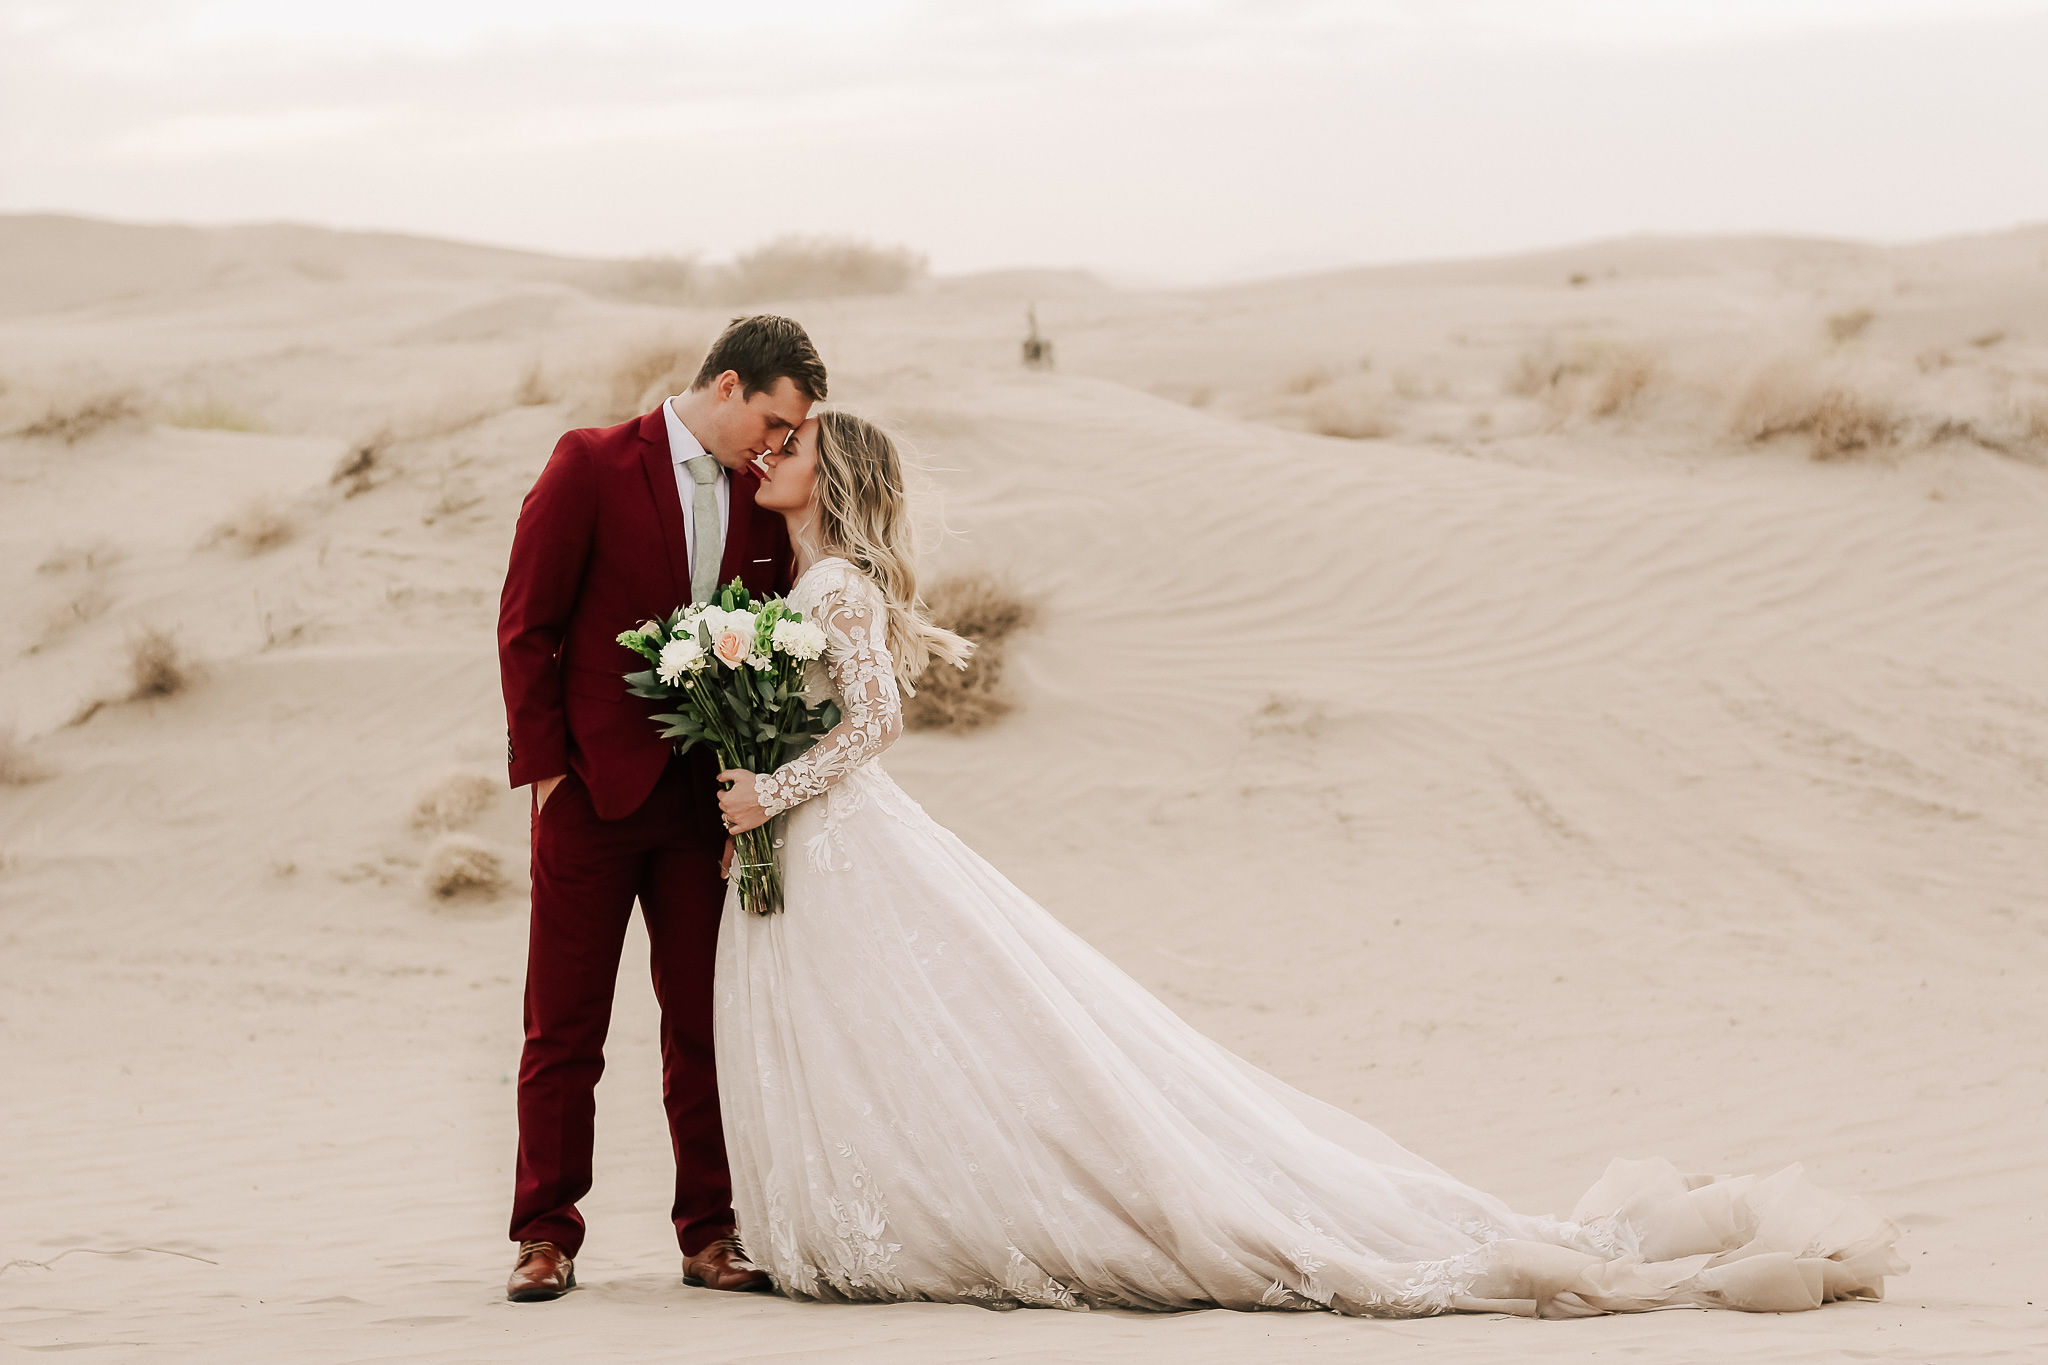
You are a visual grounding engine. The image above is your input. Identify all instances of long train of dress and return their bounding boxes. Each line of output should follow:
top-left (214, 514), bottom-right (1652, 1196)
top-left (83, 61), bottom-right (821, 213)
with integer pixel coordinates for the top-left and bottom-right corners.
top-left (713, 558), bottom-right (1904, 1318)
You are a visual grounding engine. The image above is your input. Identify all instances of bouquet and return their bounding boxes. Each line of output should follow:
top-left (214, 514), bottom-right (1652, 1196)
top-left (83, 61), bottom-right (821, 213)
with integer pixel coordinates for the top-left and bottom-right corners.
top-left (617, 580), bottom-right (840, 915)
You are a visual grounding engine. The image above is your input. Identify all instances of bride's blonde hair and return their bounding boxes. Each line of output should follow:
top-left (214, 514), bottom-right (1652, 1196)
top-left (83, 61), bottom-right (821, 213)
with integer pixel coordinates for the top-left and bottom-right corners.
top-left (808, 410), bottom-right (972, 692)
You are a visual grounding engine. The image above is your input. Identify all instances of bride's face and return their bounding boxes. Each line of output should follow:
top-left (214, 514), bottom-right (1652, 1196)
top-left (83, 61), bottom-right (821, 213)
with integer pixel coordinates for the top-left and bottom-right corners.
top-left (754, 416), bottom-right (819, 515)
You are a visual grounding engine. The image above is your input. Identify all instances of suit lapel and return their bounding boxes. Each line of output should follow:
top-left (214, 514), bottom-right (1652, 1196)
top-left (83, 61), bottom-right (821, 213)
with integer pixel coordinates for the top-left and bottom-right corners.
top-left (636, 408), bottom-right (693, 609)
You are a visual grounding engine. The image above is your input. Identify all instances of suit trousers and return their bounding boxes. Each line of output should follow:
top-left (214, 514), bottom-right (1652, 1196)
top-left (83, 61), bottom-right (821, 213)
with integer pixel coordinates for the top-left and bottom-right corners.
top-left (509, 751), bottom-right (733, 1258)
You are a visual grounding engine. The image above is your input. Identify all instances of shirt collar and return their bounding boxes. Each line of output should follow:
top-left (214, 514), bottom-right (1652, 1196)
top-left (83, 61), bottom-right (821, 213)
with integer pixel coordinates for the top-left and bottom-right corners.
top-left (663, 396), bottom-right (715, 469)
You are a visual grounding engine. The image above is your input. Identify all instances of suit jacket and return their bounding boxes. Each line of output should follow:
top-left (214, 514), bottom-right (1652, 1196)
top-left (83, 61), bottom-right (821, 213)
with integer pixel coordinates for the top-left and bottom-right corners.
top-left (498, 405), bottom-right (796, 820)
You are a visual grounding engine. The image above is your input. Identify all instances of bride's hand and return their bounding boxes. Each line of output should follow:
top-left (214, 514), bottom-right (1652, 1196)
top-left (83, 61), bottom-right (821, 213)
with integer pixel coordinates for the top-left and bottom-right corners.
top-left (720, 835), bottom-right (734, 880)
top-left (717, 769), bottom-right (770, 834)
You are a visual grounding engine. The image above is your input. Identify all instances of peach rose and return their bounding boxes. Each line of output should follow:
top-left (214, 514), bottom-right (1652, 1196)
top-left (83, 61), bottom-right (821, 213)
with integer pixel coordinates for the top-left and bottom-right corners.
top-left (712, 627), bottom-right (752, 669)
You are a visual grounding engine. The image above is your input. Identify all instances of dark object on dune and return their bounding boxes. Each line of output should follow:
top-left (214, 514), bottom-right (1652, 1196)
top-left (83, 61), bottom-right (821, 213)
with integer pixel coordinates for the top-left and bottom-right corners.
top-left (1021, 306), bottom-right (1054, 370)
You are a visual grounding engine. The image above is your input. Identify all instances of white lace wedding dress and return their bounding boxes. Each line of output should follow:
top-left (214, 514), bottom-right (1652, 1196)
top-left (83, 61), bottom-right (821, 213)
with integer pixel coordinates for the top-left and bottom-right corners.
top-left (714, 556), bottom-right (1904, 1318)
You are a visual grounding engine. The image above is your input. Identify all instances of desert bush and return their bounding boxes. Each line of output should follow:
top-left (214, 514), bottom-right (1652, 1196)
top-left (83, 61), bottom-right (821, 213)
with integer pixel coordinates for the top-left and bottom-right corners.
top-left (606, 255), bottom-right (705, 306)
top-left (1733, 367), bottom-right (1896, 460)
top-left (167, 398), bottom-right (267, 432)
top-left (598, 239), bottom-right (924, 306)
top-left (1586, 348), bottom-right (1659, 418)
top-left (1507, 339), bottom-right (1657, 418)
top-left (409, 770), bottom-right (499, 833)
top-left (1280, 367), bottom-right (1331, 396)
top-left (717, 237), bottom-right (926, 303)
top-left (30, 540), bottom-right (120, 651)
top-left (423, 833), bottom-right (509, 900)
top-left (2022, 394), bottom-right (2048, 445)
top-left (126, 626), bottom-right (191, 700)
top-left (1307, 390), bottom-right (1395, 440)
top-left (332, 430), bottom-right (389, 497)
top-left (904, 573), bottom-right (1037, 733)
top-left (1825, 309), bottom-right (1875, 345)
top-left (0, 724), bottom-right (53, 785)
top-left (1968, 329), bottom-right (2008, 349)
top-left (16, 390), bottom-right (138, 443)
top-left (203, 495), bottom-right (298, 555)
top-left (514, 361), bottom-right (558, 407)
top-left (34, 579), bottom-right (113, 650)
top-left (37, 540), bottom-right (122, 576)
top-left (591, 338), bottom-right (706, 424)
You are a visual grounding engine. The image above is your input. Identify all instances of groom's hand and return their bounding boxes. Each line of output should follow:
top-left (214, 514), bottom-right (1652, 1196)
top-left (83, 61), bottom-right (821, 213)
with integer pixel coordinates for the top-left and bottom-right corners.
top-left (534, 773), bottom-right (565, 813)
top-left (717, 770), bottom-right (770, 834)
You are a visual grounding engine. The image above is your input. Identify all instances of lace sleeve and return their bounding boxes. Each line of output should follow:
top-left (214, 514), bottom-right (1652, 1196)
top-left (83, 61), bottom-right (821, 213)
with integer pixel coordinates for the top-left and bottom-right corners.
top-left (755, 571), bottom-right (901, 817)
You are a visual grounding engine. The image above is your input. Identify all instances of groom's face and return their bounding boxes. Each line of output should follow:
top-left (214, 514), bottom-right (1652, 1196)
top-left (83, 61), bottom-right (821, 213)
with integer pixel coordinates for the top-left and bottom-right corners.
top-left (708, 373), bottom-right (814, 471)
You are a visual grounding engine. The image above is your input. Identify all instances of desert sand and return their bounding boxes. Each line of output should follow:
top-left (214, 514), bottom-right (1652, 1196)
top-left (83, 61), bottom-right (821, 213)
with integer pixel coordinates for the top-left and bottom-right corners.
top-left (2, 213), bottom-right (2045, 1362)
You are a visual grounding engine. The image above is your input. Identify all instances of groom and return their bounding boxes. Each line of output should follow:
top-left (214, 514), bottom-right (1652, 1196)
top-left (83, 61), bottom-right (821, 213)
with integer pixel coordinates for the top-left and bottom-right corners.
top-left (496, 315), bottom-right (826, 1302)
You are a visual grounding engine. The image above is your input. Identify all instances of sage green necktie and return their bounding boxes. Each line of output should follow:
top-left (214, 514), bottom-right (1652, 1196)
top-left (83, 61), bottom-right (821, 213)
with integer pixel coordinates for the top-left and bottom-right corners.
top-left (686, 455), bottom-right (723, 605)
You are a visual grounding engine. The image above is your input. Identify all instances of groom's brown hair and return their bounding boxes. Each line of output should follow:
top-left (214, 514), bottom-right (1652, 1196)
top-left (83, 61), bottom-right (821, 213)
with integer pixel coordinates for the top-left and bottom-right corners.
top-left (691, 314), bottom-right (829, 401)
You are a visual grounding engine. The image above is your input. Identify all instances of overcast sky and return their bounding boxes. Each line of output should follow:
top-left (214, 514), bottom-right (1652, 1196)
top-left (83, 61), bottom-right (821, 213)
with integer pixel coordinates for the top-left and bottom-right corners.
top-left (4, 0), bottom-right (2046, 282)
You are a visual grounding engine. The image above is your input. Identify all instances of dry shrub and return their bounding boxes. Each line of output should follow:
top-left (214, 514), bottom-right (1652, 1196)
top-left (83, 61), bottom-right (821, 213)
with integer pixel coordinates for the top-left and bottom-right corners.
top-left (718, 237), bottom-right (926, 303)
top-left (410, 770), bottom-right (499, 833)
top-left (34, 579), bottom-right (113, 650)
top-left (30, 540), bottom-right (121, 651)
top-left (1825, 308), bottom-right (1875, 344)
top-left (904, 573), bottom-right (1037, 733)
top-left (1506, 346), bottom-right (1568, 397)
top-left (1733, 367), bottom-right (1896, 460)
top-left (1507, 339), bottom-right (1658, 418)
top-left (0, 724), bottom-right (53, 786)
top-left (16, 390), bottom-right (138, 443)
top-left (203, 495), bottom-right (298, 555)
top-left (126, 626), bottom-right (191, 700)
top-left (1968, 329), bottom-right (2008, 349)
top-left (2023, 394), bottom-right (2048, 443)
top-left (1806, 390), bottom-right (1896, 459)
top-left (1586, 348), bottom-right (1658, 418)
top-left (595, 338), bottom-right (706, 424)
top-left (37, 540), bottom-right (122, 575)
top-left (599, 239), bottom-right (923, 306)
top-left (607, 255), bottom-right (704, 305)
top-left (1825, 309), bottom-right (1876, 345)
top-left (1280, 367), bottom-right (1331, 396)
top-left (1307, 390), bottom-right (1395, 440)
top-left (514, 361), bottom-right (558, 407)
top-left (423, 834), bottom-right (509, 900)
top-left (167, 398), bottom-right (266, 432)
top-left (332, 431), bottom-right (389, 497)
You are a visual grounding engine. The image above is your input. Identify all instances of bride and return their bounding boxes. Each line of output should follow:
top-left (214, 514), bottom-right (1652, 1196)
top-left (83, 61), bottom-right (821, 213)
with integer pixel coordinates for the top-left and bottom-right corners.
top-left (709, 411), bottom-right (1904, 1319)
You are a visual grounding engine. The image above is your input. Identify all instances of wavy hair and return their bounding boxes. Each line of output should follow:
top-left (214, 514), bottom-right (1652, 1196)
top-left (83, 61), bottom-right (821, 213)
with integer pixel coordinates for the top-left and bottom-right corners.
top-left (807, 410), bottom-right (972, 691)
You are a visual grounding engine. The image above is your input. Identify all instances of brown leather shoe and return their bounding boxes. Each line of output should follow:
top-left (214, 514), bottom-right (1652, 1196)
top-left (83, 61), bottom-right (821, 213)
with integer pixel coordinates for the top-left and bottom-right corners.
top-left (506, 1240), bottom-right (575, 1302)
top-left (681, 1234), bottom-right (771, 1293)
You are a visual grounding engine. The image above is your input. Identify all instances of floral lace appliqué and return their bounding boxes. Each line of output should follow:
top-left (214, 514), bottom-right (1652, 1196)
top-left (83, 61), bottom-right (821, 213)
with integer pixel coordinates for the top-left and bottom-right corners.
top-left (755, 560), bottom-right (903, 832)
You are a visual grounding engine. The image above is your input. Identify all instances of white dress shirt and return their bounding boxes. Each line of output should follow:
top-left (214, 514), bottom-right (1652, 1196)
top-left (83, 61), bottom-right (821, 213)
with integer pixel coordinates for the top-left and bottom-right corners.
top-left (663, 395), bottom-right (730, 587)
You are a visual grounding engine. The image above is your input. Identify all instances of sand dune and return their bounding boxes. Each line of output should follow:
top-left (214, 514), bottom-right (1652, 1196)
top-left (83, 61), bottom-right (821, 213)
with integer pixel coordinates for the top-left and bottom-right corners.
top-left (2, 216), bottom-right (2045, 1362)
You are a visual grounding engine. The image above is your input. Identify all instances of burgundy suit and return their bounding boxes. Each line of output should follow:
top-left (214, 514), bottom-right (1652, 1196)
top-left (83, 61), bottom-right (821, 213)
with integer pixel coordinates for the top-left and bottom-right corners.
top-left (497, 404), bottom-right (794, 1259)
